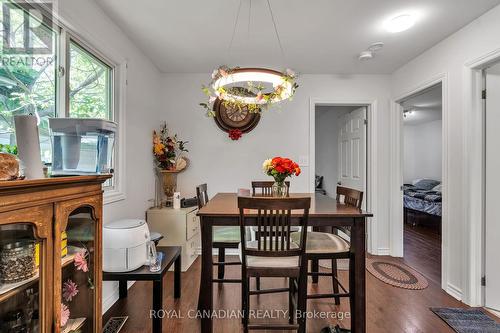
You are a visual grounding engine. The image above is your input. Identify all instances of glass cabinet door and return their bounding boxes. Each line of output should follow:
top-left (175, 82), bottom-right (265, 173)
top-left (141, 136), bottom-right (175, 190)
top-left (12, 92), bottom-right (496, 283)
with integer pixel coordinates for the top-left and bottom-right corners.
top-left (57, 204), bottom-right (99, 333)
top-left (0, 207), bottom-right (51, 333)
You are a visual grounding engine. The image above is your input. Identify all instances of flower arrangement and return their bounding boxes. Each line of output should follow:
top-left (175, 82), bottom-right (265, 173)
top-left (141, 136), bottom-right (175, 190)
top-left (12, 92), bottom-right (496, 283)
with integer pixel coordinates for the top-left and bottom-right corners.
top-left (262, 157), bottom-right (301, 197)
top-left (262, 157), bottom-right (301, 183)
top-left (200, 66), bottom-right (298, 116)
top-left (153, 122), bottom-right (188, 170)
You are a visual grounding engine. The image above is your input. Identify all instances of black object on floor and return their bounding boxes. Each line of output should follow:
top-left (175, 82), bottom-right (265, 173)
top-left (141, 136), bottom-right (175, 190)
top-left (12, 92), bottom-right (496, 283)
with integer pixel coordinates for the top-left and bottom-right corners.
top-left (320, 325), bottom-right (351, 333)
top-left (103, 316), bottom-right (128, 333)
top-left (431, 307), bottom-right (500, 332)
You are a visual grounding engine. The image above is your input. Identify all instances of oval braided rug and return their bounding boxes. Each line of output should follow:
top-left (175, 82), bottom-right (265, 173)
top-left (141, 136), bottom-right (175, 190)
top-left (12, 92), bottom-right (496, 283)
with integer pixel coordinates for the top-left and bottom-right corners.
top-left (366, 258), bottom-right (428, 290)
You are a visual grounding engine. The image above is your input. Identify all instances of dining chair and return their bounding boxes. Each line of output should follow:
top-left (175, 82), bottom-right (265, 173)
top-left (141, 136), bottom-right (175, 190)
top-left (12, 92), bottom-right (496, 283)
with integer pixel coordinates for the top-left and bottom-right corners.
top-left (251, 180), bottom-right (290, 196)
top-left (291, 186), bottom-right (363, 308)
top-left (251, 180), bottom-right (294, 291)
top-left (238, 196), bottom-right (310, 333)
top-left (196, 184), bottom-right (241, 283)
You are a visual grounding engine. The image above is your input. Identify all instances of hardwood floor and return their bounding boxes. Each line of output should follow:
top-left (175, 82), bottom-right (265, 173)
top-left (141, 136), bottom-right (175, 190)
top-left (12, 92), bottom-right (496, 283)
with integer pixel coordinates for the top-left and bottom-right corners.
top-left (104, 249), bottom-right (469, 332)
top-left (403, 223), bottom-right (442, 285)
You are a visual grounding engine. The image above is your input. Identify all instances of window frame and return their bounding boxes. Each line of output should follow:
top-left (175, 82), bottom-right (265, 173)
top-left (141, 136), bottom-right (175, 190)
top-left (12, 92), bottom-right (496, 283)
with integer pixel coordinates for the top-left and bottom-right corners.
top-left (11, 1), bottom-right (127, 204)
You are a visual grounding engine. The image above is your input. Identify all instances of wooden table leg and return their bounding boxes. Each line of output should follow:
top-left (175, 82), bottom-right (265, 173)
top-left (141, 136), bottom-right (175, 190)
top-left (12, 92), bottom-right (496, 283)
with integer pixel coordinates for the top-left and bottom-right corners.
top-left (199, 217), bottom-right (213, 333)
top-left (119, 280), bottom-right (127, 299)
top-left (351, 217), bottom-right (366, 333)
top-left (174, 254), bottom-right (181, 299)
top-left (311, 226), bottom-right (319, 283)
top-left (152, 279), bottom-right (163, 333)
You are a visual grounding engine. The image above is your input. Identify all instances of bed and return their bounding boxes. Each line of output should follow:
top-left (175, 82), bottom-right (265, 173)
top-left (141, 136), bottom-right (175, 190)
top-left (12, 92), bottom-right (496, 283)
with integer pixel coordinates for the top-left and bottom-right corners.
top-left (403, 179), bottom-right (442, 229)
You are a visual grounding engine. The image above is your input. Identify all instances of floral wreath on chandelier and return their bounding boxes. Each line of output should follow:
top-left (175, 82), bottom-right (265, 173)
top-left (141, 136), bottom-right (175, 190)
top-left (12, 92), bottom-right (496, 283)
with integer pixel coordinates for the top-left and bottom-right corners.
top-left (200, 65), bottom-right (299, 117)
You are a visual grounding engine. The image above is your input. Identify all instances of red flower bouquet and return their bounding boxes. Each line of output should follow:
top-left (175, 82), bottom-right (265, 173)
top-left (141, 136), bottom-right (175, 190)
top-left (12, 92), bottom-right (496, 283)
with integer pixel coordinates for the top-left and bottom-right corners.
top-left (262, 157), bottom-right (301, 196)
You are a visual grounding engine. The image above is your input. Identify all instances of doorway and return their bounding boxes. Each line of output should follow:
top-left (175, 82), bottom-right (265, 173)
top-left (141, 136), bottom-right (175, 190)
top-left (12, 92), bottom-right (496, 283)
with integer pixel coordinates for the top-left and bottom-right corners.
top-left (314, 105), bottom-right (367, 201)
top-left (484, 62), bottom-right (500, 313)
top-left (398, 84), bottom-right (443, 285)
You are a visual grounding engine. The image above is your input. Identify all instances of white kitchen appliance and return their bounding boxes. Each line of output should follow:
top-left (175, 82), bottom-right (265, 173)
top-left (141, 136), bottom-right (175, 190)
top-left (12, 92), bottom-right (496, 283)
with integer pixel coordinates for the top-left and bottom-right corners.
top-left (103, 219), bottom-right (151, 272)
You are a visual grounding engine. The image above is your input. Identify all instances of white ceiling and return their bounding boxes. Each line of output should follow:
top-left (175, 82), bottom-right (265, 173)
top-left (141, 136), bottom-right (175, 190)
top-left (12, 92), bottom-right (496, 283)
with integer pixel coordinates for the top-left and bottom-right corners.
top-left (95, 0), bottom-right (500, 74)
top-left (402, 84), bottom-right (442, 125)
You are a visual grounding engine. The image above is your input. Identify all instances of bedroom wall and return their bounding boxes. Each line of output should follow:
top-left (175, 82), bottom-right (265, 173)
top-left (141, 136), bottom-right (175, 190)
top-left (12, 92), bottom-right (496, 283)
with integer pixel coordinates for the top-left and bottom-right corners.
top-left (57, 0), bottom-right (162, 312)
top-left (391, 3), bottom-right (500, 304)
top-left (315, 106), bottom-right (354, 197)
top-left (403, 119), bottom-right (442, 184)
top-left (159, 73), bottom-right (392, 255)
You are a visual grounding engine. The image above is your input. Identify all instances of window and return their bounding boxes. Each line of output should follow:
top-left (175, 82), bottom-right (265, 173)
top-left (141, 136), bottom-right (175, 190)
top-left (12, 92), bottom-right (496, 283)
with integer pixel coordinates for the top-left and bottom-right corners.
top-left (0, 2), bottom-right (121, 195)
top-left (69, 40), bottom-right (113, 120)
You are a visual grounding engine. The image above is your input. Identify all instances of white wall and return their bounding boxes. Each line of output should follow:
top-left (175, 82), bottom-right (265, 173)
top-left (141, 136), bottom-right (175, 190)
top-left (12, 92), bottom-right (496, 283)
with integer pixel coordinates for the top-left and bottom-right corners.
top-left (391, 4), bottom-right (500, 304)
top-left (160, 73), bottom-right (392, 255)
top-left (57, 0), bottom-right (162, 312)
top-left (403, 120), bottom-right (442, 184)
top-left (315, 106), bottom-right (353, 197)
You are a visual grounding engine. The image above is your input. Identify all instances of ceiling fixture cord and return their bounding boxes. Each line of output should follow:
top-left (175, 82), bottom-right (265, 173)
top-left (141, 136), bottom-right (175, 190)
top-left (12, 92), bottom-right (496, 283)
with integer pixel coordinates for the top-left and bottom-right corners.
top-left (227, 0), bottom-right (243, 62)
top-left (266, 0), bottom-right (286, 61)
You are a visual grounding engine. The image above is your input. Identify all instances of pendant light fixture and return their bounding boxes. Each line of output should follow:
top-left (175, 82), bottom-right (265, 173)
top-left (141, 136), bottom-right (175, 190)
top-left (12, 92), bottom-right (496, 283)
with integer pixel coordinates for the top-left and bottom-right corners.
top-left (201, 0), bottom-right (298, 115)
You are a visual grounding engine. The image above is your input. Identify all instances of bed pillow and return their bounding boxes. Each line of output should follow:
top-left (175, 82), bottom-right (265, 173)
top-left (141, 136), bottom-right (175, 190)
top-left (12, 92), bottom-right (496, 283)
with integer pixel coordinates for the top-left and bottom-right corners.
top-left (432, 184), bottom-right (443, 192)
top-left (414, 179), bottom-right (440, 191)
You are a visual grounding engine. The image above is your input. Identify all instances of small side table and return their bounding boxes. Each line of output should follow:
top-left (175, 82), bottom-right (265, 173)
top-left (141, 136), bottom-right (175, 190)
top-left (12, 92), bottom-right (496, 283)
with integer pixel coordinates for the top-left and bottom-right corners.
top-left (103, 246), bottom-right (182, 333)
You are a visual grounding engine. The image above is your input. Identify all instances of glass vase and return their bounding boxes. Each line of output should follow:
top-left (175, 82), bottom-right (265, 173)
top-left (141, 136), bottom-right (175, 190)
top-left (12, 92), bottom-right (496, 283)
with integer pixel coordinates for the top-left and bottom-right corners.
top-left (272, 181), bottom-right (288, 197)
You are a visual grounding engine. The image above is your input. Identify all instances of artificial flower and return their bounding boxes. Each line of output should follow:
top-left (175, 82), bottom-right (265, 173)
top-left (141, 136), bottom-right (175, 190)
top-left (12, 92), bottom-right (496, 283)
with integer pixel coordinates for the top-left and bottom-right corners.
top-left (262, 158), bottom-right (273, 172)
top-left (256, 91), bottom-right (264, 102)
top-left (285, 68), bottom-right (296, 78)
top-left (219, 68), bottom-right (229, 77)
top-left (211, 69), bottom-right (219, 79)
top-left (62, 279), bottom-right (79, 302)
top-left (74, 251), bottom-right (88, 272)
top-left (228, 129), bottom-right (243, 140)
top-left (61, 303), bottom-right (70, 327)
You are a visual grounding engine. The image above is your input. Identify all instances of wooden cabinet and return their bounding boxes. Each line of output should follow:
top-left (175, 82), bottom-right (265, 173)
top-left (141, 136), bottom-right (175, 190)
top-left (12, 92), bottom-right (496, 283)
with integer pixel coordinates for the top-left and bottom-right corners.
top-left (0, 175), bottom-right (110, 333)
top-left (147, 207), bottom-right (200, 272)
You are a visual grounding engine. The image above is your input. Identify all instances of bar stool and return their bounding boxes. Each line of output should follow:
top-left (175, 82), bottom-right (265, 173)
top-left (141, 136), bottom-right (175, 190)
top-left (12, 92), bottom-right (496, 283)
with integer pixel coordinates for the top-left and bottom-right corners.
top-left (238, 196), bottom-right (311, 332)
top-left (291, 186), bottom-right (363, 309)
top-left (196, 184), bottom-right (241, 283)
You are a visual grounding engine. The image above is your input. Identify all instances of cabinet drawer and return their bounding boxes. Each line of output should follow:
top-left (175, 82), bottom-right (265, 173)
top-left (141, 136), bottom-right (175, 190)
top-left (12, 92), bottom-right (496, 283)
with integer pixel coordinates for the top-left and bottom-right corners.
top-left (186, 211), bottom-right (200, 240)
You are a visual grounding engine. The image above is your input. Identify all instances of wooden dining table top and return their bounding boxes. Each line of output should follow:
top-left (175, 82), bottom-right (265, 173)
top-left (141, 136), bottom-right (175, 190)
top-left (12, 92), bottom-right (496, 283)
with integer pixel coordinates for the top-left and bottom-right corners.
top-left (197, 192), bottom-right (373, 218)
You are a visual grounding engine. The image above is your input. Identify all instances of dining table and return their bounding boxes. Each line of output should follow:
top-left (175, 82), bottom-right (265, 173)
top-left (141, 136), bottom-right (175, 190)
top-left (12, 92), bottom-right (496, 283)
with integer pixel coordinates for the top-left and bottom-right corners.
top-left (197, 192), bottom-right (373, 333)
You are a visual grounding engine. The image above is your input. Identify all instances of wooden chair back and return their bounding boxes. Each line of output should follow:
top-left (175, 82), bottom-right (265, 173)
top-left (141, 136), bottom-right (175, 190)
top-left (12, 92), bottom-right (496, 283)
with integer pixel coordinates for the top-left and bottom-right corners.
top-left (238, 197), bottom-right (310, 262)
top-left (251, 181), bottom-right (290, 196)
top-left (196, 183), bottom-right (209, 209)
top-left (336, 186), bottom-right (363, 209)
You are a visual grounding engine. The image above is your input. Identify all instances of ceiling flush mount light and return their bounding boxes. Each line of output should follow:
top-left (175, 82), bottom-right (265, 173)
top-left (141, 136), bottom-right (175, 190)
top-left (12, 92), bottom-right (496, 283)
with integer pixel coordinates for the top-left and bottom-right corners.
top-left (385, 14), bottom-right (416, 33)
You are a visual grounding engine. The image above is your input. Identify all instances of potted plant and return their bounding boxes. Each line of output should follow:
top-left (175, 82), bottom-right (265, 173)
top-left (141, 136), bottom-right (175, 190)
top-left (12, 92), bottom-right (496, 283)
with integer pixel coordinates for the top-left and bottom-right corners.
top-left (153, 123), bottom-right (188, 203)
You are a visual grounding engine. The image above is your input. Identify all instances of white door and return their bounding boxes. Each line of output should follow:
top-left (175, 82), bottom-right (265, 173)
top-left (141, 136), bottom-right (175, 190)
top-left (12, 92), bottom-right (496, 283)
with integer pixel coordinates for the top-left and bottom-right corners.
top-left (485, 63), bottom-right (500, 311)
top-left (338, 107), bottom-right (367, 195)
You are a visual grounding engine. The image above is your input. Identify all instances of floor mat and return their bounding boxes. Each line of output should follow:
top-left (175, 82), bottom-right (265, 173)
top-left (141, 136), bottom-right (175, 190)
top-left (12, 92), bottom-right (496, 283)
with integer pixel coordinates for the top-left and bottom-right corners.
top-left (366, 257), bottom-right (428, 290)
top-left (431, 308), bottom-right (500, 333)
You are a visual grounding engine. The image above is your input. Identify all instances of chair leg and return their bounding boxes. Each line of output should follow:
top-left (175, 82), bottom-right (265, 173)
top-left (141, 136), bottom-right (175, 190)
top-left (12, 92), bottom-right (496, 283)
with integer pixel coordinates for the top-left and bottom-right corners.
top-left (218, 247), bottom-right (226, 279)
top-left (243, 277), bottom-right (250, 333)
top-left (297, 267), bottom-right (308, 333)
top-left (288, 278), bottom-right (295, 324)
top-left (311, 259), bottom-right (319, 283)
top-left (331, 259), bottom-right (340, 305)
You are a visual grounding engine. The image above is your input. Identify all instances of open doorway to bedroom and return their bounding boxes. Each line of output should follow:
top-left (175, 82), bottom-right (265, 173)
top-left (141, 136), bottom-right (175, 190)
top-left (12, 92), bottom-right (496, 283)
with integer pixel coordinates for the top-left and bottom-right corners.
top-left (399, 83), bottom-right (443, 284)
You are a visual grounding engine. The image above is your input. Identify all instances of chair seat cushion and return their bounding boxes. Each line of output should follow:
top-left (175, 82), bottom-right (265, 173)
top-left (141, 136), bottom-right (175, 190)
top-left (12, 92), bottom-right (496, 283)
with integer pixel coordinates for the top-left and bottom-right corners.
top-left (238, 240), bottom-right (299, 268)
top-left (213, 226), bottom-right (240, 243)
top-left (291, 231), bottom-right (350, 254)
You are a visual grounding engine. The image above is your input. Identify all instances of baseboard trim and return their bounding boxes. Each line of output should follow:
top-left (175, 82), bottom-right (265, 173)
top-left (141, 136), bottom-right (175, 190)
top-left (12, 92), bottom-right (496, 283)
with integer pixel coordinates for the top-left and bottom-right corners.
top-left (102, 281), bottom-right (135, 314)
top-left (377, 247), bottom-right (390, 256)
top-left (446, 283), bottom-right (463, 301)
